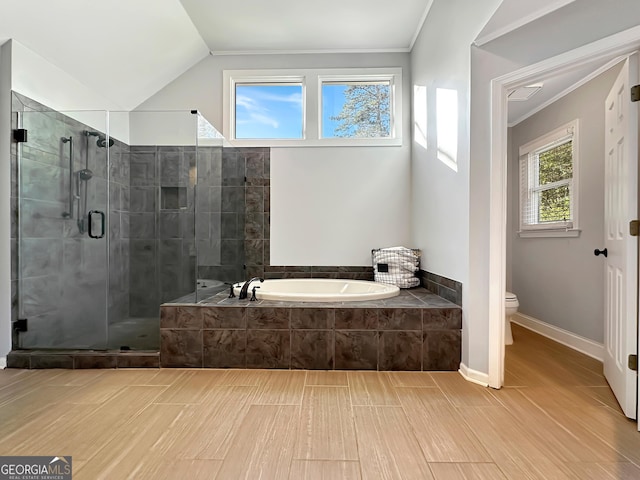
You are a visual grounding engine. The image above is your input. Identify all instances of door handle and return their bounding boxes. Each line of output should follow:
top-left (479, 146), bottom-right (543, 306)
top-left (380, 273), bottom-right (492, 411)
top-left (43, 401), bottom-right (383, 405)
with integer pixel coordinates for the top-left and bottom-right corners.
top-left (88, 210), bottom-right (105, 239)
top-left (594, 248), bottom-right (608, 257)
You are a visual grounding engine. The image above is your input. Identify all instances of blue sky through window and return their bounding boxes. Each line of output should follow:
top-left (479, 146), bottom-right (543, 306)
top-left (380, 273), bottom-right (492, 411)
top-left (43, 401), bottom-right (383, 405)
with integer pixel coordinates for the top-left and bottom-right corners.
top-left (235, 84), bottom-right (303, 139)
top-left (322, 84), bottom-right (348, 138)
top-left (322, 82), bottom-right (391, 138)
top-left (234, 81), bottom-right (391, 139)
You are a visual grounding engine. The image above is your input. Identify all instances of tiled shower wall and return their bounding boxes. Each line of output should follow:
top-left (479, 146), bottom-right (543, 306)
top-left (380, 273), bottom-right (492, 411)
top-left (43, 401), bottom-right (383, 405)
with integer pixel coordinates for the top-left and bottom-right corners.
top-left (10, 92), bottom-right (131, 348)
top-left (196, 147), bottom-right (249, 284)
top-left (128, 145), bottom-right (198, 316)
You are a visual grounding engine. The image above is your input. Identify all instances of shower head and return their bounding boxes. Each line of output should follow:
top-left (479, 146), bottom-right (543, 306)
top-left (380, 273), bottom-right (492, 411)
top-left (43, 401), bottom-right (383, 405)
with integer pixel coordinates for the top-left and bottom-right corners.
top-left (96, 136), bottom-right (114, 148)
top-left (84, 130), bottom-right (114, 148)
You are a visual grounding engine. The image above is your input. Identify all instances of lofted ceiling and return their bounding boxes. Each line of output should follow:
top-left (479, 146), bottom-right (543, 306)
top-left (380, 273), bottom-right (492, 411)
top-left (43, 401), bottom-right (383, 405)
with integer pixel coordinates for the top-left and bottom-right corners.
top-left (179, 0), bottom-right (432, 54)
top-left (0, 0), bottom-right (209, 110)
top-left (507, 56), bottom-right (623, 126)
top-left (0, 0), bottom-right (632, 122)
top-left (475, 0), bottom-right (577, 46)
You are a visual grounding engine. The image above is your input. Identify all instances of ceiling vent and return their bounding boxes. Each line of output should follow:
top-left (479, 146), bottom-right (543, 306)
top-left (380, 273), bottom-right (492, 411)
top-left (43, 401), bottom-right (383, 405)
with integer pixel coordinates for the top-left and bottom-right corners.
top-left (508, 84), bottom-right (543, 101)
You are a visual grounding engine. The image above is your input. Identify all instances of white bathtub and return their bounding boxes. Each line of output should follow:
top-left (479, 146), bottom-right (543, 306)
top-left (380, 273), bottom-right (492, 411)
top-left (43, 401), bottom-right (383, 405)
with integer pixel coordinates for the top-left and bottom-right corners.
top-left (232, 278), bottom-right (400, 302)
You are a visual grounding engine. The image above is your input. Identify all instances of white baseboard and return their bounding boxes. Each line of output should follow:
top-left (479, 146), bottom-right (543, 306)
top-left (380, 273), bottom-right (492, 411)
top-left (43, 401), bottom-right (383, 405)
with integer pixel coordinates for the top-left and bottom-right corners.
top-left (459, 362), bottom-right (489, 387)
top-left (511, 312), bottom-right (604, 361)
top-left (0, 356), bottom-right (6, 369)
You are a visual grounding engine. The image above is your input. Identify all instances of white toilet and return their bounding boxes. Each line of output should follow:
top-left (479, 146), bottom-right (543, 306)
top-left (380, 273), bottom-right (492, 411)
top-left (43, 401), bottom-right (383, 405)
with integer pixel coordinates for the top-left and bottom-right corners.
top-left (505, 291), bottom-right (519, 345)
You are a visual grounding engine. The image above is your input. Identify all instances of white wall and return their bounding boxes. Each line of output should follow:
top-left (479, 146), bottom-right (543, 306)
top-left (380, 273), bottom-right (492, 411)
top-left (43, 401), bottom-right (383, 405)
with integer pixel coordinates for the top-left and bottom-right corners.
top-left (137, 52), bottom-right (412, 266)
top-left (0, 41), bottom-right (12, 365)
top-left (128, 110), bottom-right (198, 146)
top-left (410, 0), bottom-right (502, 376)
top-left (271, 147), bottom-right (410, 265)
top-left (10, 40), bottom-right (130, 143)
top-left (411, 0), bottom-right (501, 283)
top-left (469, 1), bottom-right (640, 375)
top-left (508, 64), bottom-right (622, 343)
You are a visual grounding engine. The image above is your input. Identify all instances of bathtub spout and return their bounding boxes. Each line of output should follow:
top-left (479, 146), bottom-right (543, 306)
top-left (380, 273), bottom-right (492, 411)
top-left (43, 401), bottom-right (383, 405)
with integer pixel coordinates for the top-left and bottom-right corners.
top-left (239, 277), bottom-right (264, 299)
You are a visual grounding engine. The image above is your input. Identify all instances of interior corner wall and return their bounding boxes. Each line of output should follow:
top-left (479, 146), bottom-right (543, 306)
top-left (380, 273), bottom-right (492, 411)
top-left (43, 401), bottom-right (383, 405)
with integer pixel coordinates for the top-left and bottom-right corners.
top-left (0, 41), bottom-right (12, 363)
top-left (410, 0), bottom-right (502, 371)
top-left (469, 4), bottom-right (640, 375)
top-left (137, 52), bottom-right (412, 266)
top-left (9, 40), bottom-right (131, 144)
top-left (508, 63), bottom-right (622, 343)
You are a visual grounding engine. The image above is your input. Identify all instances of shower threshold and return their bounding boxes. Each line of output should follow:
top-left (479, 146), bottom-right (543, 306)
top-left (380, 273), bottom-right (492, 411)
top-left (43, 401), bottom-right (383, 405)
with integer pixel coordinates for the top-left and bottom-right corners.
top-left (6, 349), bottom-right (160, 369)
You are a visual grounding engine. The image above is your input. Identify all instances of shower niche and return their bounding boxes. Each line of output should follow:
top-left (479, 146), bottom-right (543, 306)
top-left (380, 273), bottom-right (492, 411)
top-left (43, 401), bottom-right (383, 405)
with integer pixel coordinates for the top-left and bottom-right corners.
top-left (10, 93), bottom-right (251, 355)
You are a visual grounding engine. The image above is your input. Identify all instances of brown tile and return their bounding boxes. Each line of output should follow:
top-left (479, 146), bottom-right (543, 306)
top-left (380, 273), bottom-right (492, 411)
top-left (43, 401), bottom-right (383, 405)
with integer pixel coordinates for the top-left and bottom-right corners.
top-left (423, 308), bottom-right (462, 330)
top-left (246, 330), bottom-right (290, 369)
top-left (160, 306), bottom-right (176, 328)
top-left (244, 212), bottom-right (264, 240)
top-left (244, 240), bottom-right (264, 266)
top-left (117, 354), bottom-right (160, 368)
top-left (290, 308), bottom-right (334, 329)
top-left (202, 307), bottom-right (246, 329)
top-left (30, 354), bottom-right (74, 369)
top-left (203, 330), bottom-right (247, 368)
top-left (161, 306), bottom-right (202, 329)
top-left (245, 188), bottom-right (264, 214)
top-left (378, 308), bottom-right (421, 330)
top-left (160, 329), bottom-right (203, 368)
top-left (247, 307), bottom-right (289, 329)
top-left (335, 331), bottom-right (377, 370)
top-left (335, 309), bottom-right (378, 329)
top-left (423, 330), bottom-right (461, 371)
top-left (74, 355), bottom-right (118, 369)
top-left (378, 331), bottom-right (422, 371)
top-left (291, 330), bottom-right (334, 370)
top-left (7, 352), bottom-right (30, 369)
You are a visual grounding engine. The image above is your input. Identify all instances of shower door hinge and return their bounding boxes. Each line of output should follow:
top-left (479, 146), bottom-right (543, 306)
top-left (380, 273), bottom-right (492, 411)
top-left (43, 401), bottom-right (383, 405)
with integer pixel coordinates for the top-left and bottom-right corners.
top-left (630, 220), bottom-right (639, 237)
top-left (13, 129), bottom-right (27, 143)
top-left (632, 85), bottom-right (640, 102)
top-left (629, 354), bottom-right (638, 371)
top-left (13, 318), bottom-right (27, 332)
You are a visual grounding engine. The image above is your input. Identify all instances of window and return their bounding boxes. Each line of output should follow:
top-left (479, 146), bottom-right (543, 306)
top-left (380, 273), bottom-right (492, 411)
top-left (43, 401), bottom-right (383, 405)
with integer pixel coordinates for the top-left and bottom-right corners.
top-left (321, 79), bottom-right (391, 138)
top-left (223, 68), bottom-right (402, 147)
top-left (234, 82), bottom-right (304, 139)
top-left (519, 120), bottom-right (579, 237)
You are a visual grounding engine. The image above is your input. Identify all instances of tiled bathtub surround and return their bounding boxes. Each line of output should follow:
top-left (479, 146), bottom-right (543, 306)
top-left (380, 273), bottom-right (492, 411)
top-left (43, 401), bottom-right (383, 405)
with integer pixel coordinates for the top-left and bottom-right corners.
top-left (160, 288), bottom-right (461, 371)
top-left (419, 270), bottom-right (462, 306)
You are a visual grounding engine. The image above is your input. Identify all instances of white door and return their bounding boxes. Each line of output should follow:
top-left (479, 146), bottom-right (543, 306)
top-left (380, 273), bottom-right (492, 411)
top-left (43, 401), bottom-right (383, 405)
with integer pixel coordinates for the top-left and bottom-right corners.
top-left (603, 55), bottom-right (638, 420)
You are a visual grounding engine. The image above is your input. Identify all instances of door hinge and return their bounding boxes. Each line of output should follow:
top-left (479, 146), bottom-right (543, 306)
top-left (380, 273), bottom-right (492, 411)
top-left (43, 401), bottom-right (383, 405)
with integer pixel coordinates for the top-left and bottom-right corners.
top-left (629, 354), bottom-right (638, 371)
top-left (13, 318), bottom-right (27, 332)
top-left (12, 128), bottom-right (27, 143)
top-left (632, 85), bottom-right (640, 102)
top-left (630, 220), bottom-right (639, 236)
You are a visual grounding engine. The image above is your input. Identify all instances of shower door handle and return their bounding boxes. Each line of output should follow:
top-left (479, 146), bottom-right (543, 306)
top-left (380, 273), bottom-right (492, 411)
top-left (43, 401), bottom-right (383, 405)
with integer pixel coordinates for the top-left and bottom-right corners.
top-left (88, 210), bottom-right (105, 239)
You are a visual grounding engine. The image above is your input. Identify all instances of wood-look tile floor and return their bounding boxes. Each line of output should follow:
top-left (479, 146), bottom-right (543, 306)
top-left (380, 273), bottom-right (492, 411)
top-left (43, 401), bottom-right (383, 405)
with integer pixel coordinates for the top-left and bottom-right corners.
top-left (0, 323), bottom-right (639, 479)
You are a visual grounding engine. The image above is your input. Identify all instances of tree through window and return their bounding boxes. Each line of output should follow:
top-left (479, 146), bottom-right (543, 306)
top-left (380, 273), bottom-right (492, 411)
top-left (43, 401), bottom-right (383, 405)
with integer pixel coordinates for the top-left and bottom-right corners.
top-left (322, 81), bottom-right (391, 138)
top-left (519, 121), bottom-right (578, 233)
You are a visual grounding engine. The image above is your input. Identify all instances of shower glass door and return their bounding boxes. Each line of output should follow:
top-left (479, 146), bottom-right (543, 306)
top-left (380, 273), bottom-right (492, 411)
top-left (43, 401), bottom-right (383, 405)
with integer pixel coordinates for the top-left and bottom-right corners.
top-left (17, 110), bottom-right (110, 349)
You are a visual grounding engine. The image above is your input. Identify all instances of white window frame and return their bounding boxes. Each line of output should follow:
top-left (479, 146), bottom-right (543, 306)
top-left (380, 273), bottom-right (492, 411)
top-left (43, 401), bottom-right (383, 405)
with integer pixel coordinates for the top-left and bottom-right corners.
top-left (518, 120), bottom-right (580, 238)
top-left (223, 68), bottom-right (402, 147)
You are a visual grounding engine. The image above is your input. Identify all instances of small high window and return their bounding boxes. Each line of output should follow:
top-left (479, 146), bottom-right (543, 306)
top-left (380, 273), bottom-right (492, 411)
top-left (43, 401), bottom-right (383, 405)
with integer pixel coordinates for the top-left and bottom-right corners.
top-left (234, 82), bottom-right (304, 140)
top-left (321, 80), bottom-right (392, 138)
top-left (223, 68), bottom-right (402, 147)
top-left (519, 120), bottom-right (579, 237)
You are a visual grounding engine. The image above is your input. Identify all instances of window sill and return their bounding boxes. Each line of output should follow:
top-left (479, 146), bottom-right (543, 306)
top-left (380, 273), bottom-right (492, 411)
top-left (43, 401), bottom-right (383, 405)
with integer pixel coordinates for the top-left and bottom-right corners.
top-left (518, 229), bottom-right (581, 238)
top-left (225, 138), bottom-right (403, 148)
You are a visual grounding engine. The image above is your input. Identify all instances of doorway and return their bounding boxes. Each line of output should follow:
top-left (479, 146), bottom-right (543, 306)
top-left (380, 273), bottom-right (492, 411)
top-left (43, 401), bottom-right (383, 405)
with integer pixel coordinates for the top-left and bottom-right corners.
top-left (488, 32), bottom-right (640, 426)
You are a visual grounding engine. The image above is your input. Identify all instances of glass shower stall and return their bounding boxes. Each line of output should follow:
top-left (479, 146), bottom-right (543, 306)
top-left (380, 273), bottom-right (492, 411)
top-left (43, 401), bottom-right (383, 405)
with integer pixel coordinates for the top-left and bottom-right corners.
top-left (12, 96), bottom-right (246, 352)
